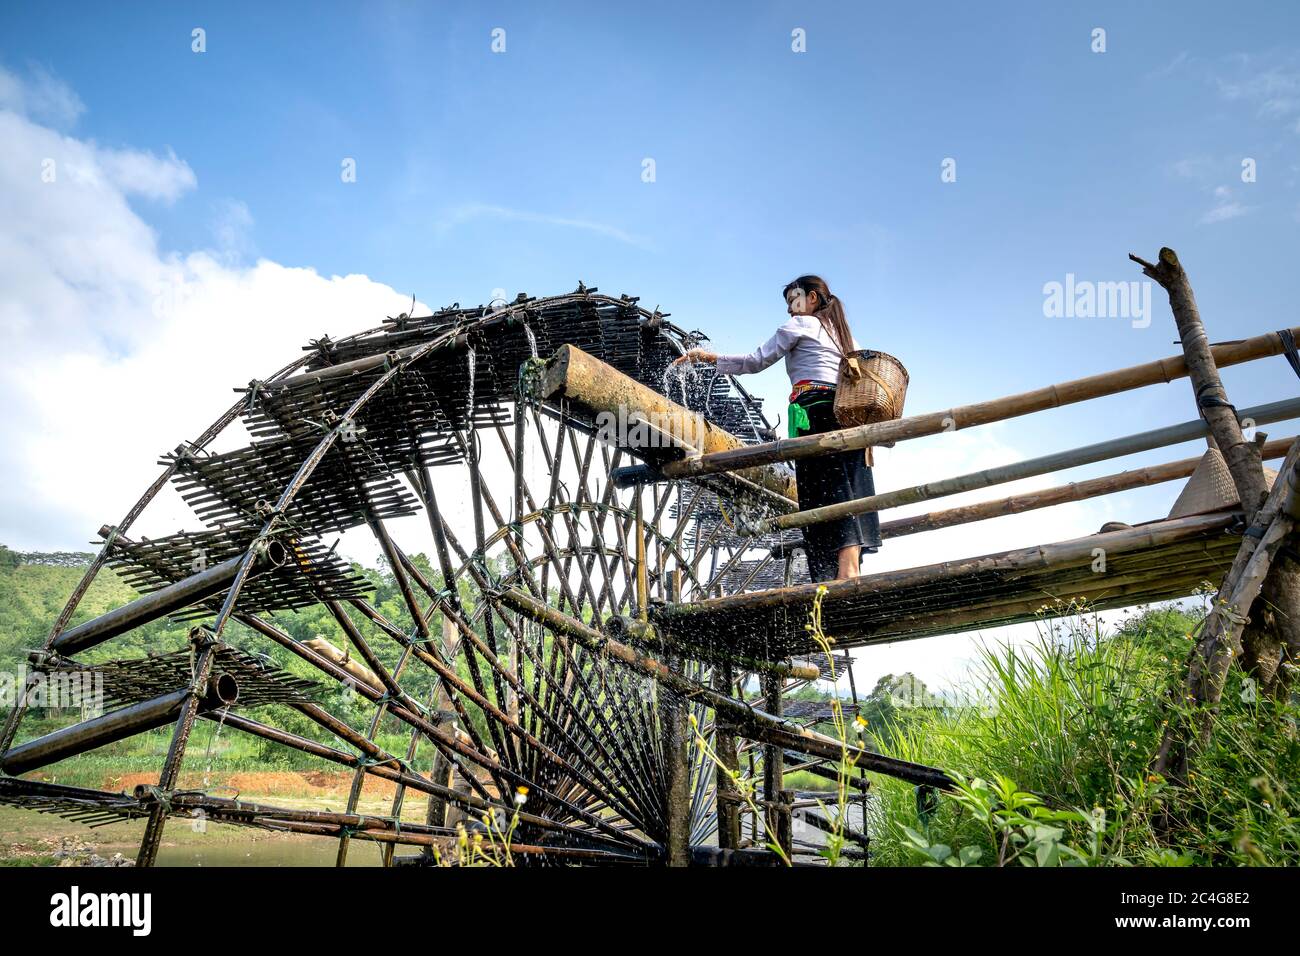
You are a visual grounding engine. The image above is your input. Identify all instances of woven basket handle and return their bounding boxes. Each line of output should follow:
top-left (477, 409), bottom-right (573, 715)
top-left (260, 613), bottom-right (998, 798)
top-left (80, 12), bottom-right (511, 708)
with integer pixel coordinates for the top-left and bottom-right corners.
top-left (862, 366), bottom-right (897, 412)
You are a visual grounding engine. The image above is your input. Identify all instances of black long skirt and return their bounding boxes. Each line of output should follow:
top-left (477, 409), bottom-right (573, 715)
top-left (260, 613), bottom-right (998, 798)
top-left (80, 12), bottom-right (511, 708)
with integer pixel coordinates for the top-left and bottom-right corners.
top-left (792, 391), bottom-right (882, 583)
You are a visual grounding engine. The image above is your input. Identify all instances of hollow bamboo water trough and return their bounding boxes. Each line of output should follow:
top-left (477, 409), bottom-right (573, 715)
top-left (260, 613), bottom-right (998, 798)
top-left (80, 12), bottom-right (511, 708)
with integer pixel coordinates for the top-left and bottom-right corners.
top-left (538, 342), bottom-right (798, 504)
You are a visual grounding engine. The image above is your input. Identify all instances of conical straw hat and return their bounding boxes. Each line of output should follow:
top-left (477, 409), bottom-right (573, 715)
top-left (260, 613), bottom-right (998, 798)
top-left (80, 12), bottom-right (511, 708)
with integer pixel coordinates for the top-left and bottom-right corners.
top-left (1168, 447), bottom-right (1278, 519)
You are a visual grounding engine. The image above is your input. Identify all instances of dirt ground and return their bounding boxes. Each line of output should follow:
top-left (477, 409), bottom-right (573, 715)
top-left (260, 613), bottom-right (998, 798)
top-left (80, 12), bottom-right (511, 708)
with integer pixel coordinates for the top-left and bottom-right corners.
top-left (1, 770), bottom-right (429, 867)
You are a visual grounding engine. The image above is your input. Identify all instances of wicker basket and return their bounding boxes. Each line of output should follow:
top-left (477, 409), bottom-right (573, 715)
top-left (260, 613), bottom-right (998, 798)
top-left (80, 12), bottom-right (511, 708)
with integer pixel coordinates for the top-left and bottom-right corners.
top-left (834, 349), bottom-right (909, 428)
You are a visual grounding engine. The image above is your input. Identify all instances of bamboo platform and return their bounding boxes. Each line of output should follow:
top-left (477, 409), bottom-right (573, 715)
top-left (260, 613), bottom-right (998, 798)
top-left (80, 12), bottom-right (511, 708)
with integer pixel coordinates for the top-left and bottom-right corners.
top-left (648, 510), bottom-right (1242, 663)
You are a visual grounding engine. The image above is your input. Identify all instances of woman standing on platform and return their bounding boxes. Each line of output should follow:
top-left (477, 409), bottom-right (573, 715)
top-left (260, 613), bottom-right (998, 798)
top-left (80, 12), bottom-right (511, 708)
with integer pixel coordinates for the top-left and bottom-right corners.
top-left (673, 275), bottom-right (882, 582)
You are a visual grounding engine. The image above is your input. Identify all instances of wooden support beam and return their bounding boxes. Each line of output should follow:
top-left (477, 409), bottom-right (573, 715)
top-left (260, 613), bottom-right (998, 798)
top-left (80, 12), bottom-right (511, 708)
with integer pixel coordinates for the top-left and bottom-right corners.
top-left (1135, 248), bottom-right (1300, 725)
top-left (662, 659), bottom-right (691, 866)
top-left (1133, 249), bottom-right (1269, 520)
top-left (762, 674), bottom-right (792, 858)
top-left (656, 510), bottom-right (1238, 626)
top-left (713, 661), bottom-right (742, 850)
top-left (1153, 439), bottom-right (1300, 783)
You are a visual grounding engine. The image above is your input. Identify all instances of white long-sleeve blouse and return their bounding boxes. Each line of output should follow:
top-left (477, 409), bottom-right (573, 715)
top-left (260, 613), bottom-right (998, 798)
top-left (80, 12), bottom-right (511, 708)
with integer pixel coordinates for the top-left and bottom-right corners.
top-left (714, 315), bottom-right (859, 385)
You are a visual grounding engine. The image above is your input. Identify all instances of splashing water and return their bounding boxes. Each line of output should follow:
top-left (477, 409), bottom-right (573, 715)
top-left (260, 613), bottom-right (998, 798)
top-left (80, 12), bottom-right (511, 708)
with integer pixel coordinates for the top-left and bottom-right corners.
top-left (661, 360), bottom-right (700, 407)
top-left (466, 346), bottom-right (476, 422)
top-left (662, 337), bottom-right (704, 407)
top-left (522, 321), bottom-right (538, 359)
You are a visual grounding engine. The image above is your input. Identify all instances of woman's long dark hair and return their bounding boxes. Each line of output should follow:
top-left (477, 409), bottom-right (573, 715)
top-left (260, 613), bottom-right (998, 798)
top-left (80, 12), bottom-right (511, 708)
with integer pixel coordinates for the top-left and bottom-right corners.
top-left (783, 275), bottom-right (853, 357)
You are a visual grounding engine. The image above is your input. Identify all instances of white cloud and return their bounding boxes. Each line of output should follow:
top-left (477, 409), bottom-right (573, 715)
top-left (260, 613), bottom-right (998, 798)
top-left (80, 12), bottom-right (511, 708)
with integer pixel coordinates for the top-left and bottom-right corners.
top-left (210, 198), bottom-right (256, 261)
top-left (1215, 56), bottom-right (1300, 122)
top-left (0, 63), bottom-right (85, 129)
top-left (96, 144), bottom-right (196, 202)
top-left (1200, 184), bottom-right (1253, 224)
top-left (0, 77), bottom-right (421, 552)
top-left (436, 202), bottom-right (651, 249)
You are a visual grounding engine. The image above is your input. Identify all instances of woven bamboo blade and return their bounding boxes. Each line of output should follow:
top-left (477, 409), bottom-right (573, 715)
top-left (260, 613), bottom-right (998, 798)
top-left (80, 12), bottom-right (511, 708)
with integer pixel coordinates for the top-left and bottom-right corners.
top-left (1168, 447), bottom-right (1280, 518)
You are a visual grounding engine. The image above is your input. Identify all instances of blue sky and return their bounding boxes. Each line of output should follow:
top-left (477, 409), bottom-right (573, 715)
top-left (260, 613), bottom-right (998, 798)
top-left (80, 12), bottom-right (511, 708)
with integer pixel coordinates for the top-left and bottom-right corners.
top-left (6, 1), bottom-right (1297, 442)
top-left (2, 1), bottom-right (1298, 687)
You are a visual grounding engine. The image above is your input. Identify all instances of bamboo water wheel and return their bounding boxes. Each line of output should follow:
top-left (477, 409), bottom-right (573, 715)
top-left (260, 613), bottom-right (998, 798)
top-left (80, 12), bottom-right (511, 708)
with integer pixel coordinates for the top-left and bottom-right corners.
top-left (0, 288), bottom-right (863, 866)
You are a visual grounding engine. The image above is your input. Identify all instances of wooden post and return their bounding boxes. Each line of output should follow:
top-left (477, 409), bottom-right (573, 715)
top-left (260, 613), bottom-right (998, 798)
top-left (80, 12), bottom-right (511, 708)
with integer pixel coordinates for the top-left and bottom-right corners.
top-left (662, 668), bottom-right (691, 866)
top-left (713, 661), bottom-right (742, 850)
top-left (1132, 249), bottom-right (1267, 518)
top-left (762, 673), bottom-right (792, 858)
top-left (1153, 440), bottom-right (1300, 782)
top-left (424, 614), bottom-right (461, 833)
top-left (662, 571), bottom-right (690, 866)
top-left (1135, 247), bottom-right (1300, 700)
top-left (635, 486), bottom-right (650, 621)
top-left (135, 627), bottom-right (219, 867)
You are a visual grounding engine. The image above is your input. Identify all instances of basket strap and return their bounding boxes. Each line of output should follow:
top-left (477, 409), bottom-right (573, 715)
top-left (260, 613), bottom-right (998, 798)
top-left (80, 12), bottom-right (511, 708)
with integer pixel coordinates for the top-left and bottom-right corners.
top-left (862, 366), bottom-right (897, 411)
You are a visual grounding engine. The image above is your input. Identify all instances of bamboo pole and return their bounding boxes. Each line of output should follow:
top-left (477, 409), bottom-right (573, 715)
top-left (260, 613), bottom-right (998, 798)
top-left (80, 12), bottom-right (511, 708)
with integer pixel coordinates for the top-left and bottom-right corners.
top-left (1153, 439), bottom-right (1300, 783)
top-left (879, 436), bottom-right (1295, 539)
top-left (713, 661), bottom-right (742, 850)
top-left (0, 681), bottom-right (235, 777)
top-left (638, 326), bottom-right (1300, 482)
top-left (50, 539), bottom-right (288, 656)
top-left (495, 586), bottom-right (956, 790)
top-left (759, 397), bottom-right (1300, 535)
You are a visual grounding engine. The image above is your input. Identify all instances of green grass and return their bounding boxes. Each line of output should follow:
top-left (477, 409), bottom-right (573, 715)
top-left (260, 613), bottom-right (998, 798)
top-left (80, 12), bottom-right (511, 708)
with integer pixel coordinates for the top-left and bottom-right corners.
top-left (0, 855), bottom-right (60, 867)
top-left (865, 605), bottom-right (1300, 866)
top-left (783, 769), bottom-right (837, 793)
